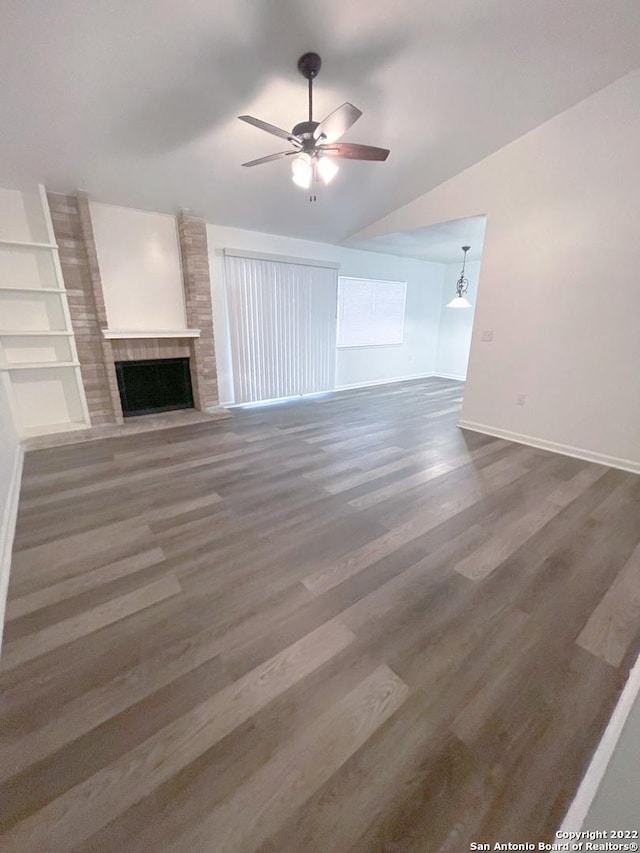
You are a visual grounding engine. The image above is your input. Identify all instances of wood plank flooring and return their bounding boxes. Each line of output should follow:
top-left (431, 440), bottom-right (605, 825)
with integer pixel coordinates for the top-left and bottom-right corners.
top-left (1, 377), bottom-right (639, 851)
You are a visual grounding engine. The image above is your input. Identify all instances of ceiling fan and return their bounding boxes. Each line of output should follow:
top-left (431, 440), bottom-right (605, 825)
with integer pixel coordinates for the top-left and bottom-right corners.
top-left (238, 52), bottom-right (390, 199)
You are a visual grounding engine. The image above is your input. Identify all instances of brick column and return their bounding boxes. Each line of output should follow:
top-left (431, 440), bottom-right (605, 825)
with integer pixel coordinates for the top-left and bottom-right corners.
top-left (47, 192), bottom-right (123, 424)
top-left (177, 211), bottom-right (220, 410)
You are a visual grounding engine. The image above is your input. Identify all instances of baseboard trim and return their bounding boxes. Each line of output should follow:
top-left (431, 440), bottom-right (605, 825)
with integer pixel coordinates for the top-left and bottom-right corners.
top-left (457, 420), bottom-right (640, 475)
top-left (0, 445), bottom-right (24, 652)
top-left (433, 372), bottom-right (466, 382)
top-left (560, 648), bottom-right (640, 831)
top-left (225, 374), bottom-right (454, 404)
top-left (335, 373), bottom-right (436, 392)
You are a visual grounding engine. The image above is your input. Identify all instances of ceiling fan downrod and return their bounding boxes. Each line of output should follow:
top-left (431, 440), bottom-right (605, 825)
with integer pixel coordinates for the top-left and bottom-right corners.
top-left (296, 52), bottom-right (322, 135)
top-left (297, 53), bottom-right (322, 126)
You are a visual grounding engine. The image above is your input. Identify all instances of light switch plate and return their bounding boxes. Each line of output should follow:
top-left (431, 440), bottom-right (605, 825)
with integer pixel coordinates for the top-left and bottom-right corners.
top-left (481, 330), bottom-right (493, 342)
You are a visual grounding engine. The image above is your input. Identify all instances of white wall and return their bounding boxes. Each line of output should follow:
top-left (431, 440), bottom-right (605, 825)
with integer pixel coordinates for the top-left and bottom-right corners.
top-left (350, 68), bottom-right (640, 472)
top-left (0, 186), bottom-right (49, 243)
top-left (90, 202), bottom-right (187, 332)
top-left (435, 259), bottom-right (481, 380)
top-left (206, 224), bottom-right (444, 405)
top-left (0, 376), bottom-right (22, 650)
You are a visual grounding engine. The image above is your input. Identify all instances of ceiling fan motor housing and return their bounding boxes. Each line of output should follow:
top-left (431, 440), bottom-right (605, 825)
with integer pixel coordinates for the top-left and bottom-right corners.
top-left (292, 120), bottom-right (320, 141)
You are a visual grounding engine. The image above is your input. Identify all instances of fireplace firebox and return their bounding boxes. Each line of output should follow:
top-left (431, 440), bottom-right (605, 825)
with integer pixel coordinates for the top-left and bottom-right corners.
top-left (115, 358), bottom-right (194, 417)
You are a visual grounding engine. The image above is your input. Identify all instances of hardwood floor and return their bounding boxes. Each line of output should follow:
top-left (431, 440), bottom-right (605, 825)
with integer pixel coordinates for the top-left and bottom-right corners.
top-left (1, 377), bottom-right (639, 851)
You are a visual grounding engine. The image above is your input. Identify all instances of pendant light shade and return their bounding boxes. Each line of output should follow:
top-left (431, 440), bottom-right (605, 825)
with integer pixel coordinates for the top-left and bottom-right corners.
top-left (446, 245), bottom-right (473, 309)
top-left (446, 295), bottom-right (473, 309)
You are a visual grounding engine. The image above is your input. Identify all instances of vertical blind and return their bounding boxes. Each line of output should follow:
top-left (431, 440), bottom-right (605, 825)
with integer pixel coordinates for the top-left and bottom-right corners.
top-left (224, 252), bottom-right (338, 404)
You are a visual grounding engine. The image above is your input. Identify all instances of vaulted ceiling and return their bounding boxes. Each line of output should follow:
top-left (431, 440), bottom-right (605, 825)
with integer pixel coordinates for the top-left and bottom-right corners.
top-left (2, 0), bottom-right (639, 244)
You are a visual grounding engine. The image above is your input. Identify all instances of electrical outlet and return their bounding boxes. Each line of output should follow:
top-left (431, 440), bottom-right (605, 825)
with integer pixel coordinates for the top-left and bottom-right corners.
top-left (480, 330), bottom-right (493, 342)
top-left (516, 393), bottom-right (527, 406)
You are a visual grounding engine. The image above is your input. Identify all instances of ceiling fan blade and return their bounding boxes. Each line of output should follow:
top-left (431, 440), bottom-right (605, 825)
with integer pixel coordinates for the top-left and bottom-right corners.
top-left (313, 103), bottom-right (363, 143)
top-left (238, 115), bottom-right (300, 144)
top-left (241, 151), bottom-right (296, 167)
top-left (319, 142), bottom-right (390, 161)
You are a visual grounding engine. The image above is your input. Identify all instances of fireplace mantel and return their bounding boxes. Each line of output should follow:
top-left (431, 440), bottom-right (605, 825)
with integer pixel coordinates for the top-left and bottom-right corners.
top-left (102, 329), bottom-right (201, 340)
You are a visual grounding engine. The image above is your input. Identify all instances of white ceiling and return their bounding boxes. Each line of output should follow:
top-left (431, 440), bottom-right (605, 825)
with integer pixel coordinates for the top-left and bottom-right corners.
top-left (1, 1), bottom-right (639, 244)
top-left (348, 215), bottom-right (487, 263)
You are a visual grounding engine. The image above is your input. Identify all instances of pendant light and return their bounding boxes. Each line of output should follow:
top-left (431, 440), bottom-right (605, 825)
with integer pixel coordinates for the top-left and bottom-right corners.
top-left (446, 245), bottom-right (472, 308)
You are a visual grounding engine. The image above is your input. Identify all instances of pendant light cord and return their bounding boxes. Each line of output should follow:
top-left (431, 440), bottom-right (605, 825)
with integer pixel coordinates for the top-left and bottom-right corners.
top-left (457, 247), bottom-right (470, 296)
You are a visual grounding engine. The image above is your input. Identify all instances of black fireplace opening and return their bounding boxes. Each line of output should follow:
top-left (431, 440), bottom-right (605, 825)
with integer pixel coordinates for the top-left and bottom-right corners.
top-left (115, 358), bottom-right (194, 417)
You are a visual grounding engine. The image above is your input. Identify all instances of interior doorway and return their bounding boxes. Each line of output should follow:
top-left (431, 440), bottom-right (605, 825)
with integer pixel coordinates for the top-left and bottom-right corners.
top-left (435, 224), bottom-right (486, 382)
top-left (348, 214), bottom-right (487, 387)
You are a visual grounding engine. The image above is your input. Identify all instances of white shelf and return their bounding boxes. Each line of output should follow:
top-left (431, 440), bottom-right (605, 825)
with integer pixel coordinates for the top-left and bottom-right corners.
top-left (0, 286), bottom-right (65, 293)
top-left (0, 330), bottom-right (73, 336)
top-left (0, 239), bottom-right (57, 249)
top-left (103, 329), bottom-right (201, 339)
top-left (2, 361), bottom-right (80, 371)
top-left (21, 421), bottom-right (89, 438)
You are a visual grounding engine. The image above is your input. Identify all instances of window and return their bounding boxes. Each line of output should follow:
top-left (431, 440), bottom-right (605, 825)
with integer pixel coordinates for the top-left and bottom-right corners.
top-left (337, 276), bottom-right (407, 347)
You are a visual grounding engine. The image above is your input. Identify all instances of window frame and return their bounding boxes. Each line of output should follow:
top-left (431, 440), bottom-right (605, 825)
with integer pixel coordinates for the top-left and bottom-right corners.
top-left (336, 275), bottom-right (408, 349)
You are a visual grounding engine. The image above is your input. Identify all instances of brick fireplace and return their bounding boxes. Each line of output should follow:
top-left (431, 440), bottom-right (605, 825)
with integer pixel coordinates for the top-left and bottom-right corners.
top-left (47, 192), bottom-right (227, 426)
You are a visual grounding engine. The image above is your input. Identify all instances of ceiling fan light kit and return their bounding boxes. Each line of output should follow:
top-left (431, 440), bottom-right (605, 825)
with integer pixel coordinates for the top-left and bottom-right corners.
top-left (317, 155), bottom-right (339, 184)
top-left (238, 52), bottom-right (390, 201)
top-left (291, 152), bottom-right (312, 188)
top-left (446, 246), bottom-right (473, 308)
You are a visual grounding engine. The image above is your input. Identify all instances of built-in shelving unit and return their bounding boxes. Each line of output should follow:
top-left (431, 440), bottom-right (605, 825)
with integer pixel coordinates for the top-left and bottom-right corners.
top-left (0, 185), bottom-right (90, 437)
